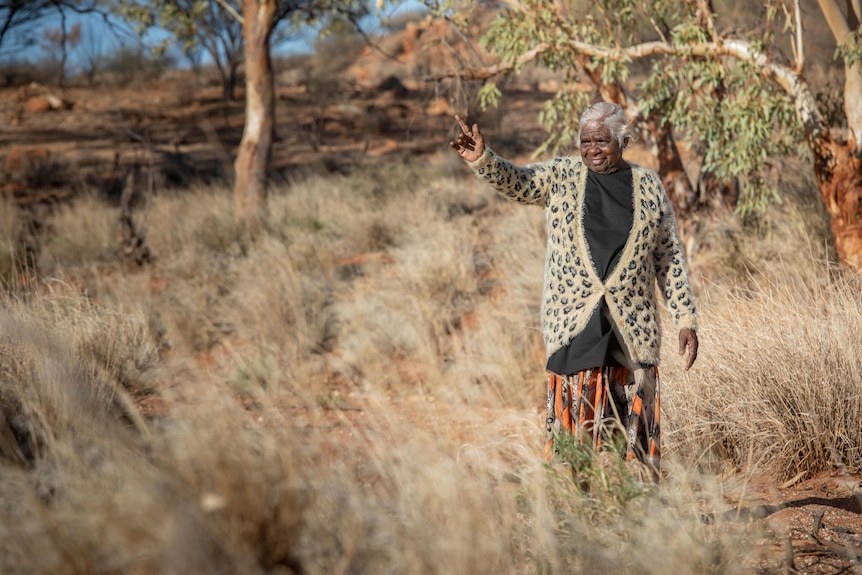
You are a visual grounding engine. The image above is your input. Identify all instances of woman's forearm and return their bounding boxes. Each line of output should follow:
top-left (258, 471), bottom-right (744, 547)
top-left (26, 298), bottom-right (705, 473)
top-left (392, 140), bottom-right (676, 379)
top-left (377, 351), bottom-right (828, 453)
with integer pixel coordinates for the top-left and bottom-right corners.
top-left (467, 148), bottom-right (550, 206)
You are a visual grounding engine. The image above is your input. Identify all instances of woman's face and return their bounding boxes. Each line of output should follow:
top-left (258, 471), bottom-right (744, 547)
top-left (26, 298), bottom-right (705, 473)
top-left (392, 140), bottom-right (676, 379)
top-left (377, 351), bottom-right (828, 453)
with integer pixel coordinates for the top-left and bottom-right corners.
top-left (579, 122), bottom-right (624, 174)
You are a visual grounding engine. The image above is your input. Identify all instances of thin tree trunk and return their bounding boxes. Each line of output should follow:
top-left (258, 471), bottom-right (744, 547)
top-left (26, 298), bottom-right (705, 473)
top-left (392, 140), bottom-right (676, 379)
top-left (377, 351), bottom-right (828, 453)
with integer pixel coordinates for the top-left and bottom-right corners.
top-left (844, 61), bottom-right (862, 155)
top-left (58, 8), bottom-right (68, 87)
top-left (646, 112), bottom-right (697, 220)
top-left (226, 60), bottom-right (240, 102)
top-left (222, 72), bottom-right (233, 102)
top-left (118, 165), bottom-right (152, 267)
top-left (234, 0), bottom-right (276, 237)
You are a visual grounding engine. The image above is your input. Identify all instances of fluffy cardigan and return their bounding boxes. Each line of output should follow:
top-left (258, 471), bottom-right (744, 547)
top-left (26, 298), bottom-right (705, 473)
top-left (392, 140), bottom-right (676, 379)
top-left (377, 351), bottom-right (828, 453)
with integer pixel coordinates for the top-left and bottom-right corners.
top-left (468, 148), bottom-right (698, 366)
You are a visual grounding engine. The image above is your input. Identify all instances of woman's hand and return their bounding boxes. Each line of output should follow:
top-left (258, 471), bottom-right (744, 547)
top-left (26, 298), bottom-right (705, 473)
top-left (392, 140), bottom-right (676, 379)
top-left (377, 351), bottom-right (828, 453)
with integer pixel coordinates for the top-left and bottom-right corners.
top-left (679, 328), bottom-right (699, 371)
top-left (449, 114), bottom-right (485, 162)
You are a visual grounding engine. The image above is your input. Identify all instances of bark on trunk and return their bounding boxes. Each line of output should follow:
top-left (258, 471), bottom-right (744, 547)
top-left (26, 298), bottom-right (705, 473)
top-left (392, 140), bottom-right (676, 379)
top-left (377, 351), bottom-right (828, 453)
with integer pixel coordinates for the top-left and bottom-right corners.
top-left (844, 61), bottom-right (862, 155)
top-left (813, 0), bottom-right (862, 268)
top-left (234, 0), bottom-right (276, 237)
top-left (813, 135), bottom-right (862, 269)
top-left (646, 113), bottom-right (697, 221)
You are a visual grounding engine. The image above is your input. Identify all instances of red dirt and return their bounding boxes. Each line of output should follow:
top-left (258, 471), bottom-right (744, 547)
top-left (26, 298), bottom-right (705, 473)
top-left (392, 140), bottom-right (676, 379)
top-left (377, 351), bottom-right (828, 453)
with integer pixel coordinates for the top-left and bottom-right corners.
top-left (724, 472), bottom-right (862, 573)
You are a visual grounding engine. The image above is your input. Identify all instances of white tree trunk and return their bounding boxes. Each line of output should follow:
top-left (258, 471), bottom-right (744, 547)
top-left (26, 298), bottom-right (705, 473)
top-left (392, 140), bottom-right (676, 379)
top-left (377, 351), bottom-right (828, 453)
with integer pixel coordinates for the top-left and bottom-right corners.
top-left (233, 0), bottom-right (276, 236)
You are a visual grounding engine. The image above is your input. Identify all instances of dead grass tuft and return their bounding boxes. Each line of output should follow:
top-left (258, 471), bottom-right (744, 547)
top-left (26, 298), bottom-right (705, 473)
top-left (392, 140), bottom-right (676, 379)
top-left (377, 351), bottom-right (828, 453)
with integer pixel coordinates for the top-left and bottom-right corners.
top-left (665, 264), bottom-right (862, 479)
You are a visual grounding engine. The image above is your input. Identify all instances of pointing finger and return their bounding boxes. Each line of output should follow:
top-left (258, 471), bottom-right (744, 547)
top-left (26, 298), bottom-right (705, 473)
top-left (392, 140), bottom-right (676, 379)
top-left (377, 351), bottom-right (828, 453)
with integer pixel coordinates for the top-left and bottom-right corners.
top-left (456, 114), bottom-right (471, 135)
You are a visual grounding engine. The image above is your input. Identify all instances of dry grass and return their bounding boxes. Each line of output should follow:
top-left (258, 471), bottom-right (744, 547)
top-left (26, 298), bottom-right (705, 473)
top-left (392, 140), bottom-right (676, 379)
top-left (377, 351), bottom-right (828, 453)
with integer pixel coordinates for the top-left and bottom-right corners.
top-left (665, 265), bottom-right (862, 480)
top-left (1, 153), bottom-right (858, 573)
top-left (665, 163), bottom-right (862, 480)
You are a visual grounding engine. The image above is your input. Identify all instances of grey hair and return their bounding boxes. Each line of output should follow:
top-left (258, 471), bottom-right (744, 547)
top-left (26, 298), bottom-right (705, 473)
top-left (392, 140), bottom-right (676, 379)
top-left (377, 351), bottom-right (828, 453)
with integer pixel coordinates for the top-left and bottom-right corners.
top-left (577, 102), bottom-right (637, 149)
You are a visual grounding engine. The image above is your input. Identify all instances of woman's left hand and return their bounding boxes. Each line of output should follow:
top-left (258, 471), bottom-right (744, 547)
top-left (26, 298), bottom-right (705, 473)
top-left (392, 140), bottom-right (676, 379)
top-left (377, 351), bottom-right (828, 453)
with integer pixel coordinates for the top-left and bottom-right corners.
top-left (679, 328), bottom-right (698, 371)
top-left (450, 115), bottom-right (485, 162)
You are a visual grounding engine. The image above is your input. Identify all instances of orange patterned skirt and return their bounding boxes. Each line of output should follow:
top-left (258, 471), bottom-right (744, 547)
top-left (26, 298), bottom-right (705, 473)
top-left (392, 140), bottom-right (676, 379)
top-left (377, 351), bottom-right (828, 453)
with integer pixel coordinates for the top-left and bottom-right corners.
top-left (544, 366), bottom-right (661, 477)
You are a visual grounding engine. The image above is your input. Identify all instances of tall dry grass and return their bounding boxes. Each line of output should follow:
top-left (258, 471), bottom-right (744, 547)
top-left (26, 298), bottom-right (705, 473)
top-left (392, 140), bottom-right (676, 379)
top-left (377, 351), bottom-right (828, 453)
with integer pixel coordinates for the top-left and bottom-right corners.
top-left (663, 160), bottom-right (862, 480)
top-left (1, 153), bottom-right (857, 573)
top-left (665, 265), bottom-right (862, 480)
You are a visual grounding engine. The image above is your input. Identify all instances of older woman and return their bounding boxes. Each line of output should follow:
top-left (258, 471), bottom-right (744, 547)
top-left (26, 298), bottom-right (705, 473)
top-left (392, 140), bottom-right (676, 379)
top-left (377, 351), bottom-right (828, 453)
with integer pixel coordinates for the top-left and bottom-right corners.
top-left (450, 102), bottom-right (698, 479)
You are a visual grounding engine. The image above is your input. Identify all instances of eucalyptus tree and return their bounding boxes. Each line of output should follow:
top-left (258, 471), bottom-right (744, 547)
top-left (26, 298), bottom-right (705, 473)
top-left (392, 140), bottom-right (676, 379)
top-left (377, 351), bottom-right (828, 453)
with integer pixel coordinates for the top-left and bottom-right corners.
top-left (122, 0), bottom-right (245, 101)
top-left (441, 0), bottom-right (862, 269)
top-left (121, 0), bottom-right (381, 237)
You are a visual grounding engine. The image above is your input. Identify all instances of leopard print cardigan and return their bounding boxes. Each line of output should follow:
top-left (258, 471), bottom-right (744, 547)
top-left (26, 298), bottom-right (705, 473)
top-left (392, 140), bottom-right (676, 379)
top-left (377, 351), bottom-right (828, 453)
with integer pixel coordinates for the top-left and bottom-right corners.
top-left (467, 148), bottom-right (698, 366)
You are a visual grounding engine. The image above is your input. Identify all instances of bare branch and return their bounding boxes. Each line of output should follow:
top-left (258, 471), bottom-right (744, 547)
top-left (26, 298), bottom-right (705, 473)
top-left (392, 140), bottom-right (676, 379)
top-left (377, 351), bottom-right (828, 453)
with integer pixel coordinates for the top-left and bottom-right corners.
top-left (850, 0), bottom-right (862, 26)
top-left (337, 6), bottom-right (401, 62)
top-left (499, 0), bottom-right (528, 14)
top-left (818, 0), bottom-right (853, 44)
top-left (649, 16), bottom-right (669, 43)
top-left (810, 509), bottom-right (862, 562)
top-left (211, 0), bottom-right (243, 25)
top-left (427, 42), bottom-right (550, 81)
top-left (443, 14), bottom-right (488, 70)
top-left (795, 0), bottom-right (804, 72)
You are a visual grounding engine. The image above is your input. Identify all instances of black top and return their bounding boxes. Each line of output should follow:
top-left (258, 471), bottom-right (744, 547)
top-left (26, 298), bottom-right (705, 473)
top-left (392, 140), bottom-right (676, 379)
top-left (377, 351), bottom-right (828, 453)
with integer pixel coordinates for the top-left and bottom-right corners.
top-left (546, 167), bottom-right (634, 375)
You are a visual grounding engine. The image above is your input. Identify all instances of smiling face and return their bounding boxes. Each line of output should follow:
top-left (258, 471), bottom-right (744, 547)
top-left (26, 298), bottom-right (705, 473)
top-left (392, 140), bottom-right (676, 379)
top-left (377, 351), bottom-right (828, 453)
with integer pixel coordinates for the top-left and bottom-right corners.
top-left (579, 122), bottom-right (625, 174)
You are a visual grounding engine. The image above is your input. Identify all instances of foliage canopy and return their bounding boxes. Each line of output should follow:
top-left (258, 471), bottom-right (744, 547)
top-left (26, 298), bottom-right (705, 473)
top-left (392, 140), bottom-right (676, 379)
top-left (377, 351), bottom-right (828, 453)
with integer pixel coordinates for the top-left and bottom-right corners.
top-left (433, 0), bottom-right (855, 214)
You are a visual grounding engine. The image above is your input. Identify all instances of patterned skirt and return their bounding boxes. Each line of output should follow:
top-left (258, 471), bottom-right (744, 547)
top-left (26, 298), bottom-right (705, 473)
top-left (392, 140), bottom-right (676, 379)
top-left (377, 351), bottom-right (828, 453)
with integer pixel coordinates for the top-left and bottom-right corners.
top-left (544, 366), bottom-right (661, 477)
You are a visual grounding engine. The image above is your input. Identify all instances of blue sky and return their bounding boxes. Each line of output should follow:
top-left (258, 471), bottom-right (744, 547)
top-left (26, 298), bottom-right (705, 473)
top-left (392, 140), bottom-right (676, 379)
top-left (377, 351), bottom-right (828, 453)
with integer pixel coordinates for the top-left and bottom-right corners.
top-left (4, 0), bottom-right (429, 68)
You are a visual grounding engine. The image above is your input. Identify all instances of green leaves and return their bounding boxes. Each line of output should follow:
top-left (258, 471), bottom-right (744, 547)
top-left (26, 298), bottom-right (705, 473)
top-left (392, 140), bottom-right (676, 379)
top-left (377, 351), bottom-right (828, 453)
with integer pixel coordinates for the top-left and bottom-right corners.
top-left (641, 49), bottom-right (803, 213)
top-left (116, 0), bottom-right (209, 44)
top-left (476, 81), bottom-right (502, 111)
top-left (481, 5), bottom-right (538, 73)
top-left (835, 25), bottom-right (862, 68)
top-left (534, 86), bottom-right (590, 158)
top-left (457, 0), bottom-right (829, 214)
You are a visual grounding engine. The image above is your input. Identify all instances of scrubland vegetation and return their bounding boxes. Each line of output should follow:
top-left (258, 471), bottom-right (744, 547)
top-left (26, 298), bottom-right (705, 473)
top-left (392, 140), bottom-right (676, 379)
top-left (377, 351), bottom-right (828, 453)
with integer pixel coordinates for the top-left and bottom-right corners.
top-left (1, 152), bottom-right (860, 574)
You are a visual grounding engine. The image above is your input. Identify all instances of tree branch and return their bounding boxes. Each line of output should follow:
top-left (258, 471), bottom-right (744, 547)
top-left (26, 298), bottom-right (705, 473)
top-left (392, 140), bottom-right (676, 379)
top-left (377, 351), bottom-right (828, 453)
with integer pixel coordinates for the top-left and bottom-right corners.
top-left (340, 7), bottom-right (402, 63)
top-left (850, 0), bottom-right (862, 27)
top-left (211, 0), bottom-right (243, 25)
top-left (818, 0), bottom-right (853, 44)
top-left (435, 34), bottom-right (826, 139)
top-left (810, 509), bottom-right (862, 562)
top-left (427, 42), bottom-right (550, 81)
top-left (794, 0), bottom-right (805, 73)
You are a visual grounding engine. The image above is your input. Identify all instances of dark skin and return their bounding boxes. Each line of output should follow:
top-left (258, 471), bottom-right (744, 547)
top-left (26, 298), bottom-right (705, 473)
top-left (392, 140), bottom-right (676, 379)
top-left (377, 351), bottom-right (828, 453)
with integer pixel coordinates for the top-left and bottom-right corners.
top-left (579, 122), bottom-right (628, 174)
top-left (450, 114), bottom-right (699, 370)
